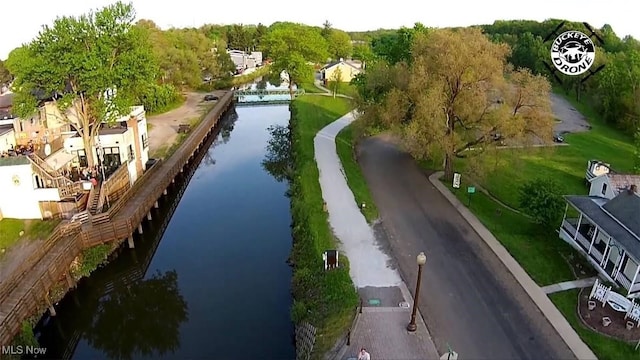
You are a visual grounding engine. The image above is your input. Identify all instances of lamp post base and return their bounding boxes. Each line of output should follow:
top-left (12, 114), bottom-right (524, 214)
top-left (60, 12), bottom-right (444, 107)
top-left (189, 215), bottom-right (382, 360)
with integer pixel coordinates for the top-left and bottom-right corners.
top-left (406, 322), bottom-right (417, 332)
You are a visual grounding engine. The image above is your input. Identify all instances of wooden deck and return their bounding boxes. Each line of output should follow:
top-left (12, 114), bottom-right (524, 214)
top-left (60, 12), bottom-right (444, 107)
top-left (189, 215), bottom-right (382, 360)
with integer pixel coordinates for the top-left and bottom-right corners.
top-left (0, 92), bottom-right (234, 346)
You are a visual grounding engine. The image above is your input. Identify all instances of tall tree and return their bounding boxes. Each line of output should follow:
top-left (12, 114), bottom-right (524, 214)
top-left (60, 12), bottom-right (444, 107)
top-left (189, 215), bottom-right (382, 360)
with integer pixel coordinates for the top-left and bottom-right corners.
top-left (262, 22), bottom-right (328, 98)
top-left (352, 43), bottom-right (375, 65)
top-left (6, 2), bottom-right (156, 167)
top-left (330, 66), bottom-right (343, 98)
top-left (321, 20), bottom-right (332, 39)
top-left (328, 30), bottom-right (353, 60)
top-left (359, 28), bottom-right (554, 180)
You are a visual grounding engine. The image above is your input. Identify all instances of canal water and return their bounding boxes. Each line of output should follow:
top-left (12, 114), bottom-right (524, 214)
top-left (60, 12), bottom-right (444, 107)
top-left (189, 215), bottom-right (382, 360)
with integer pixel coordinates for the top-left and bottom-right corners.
top-left (33, 103), bottom-right (296, 359)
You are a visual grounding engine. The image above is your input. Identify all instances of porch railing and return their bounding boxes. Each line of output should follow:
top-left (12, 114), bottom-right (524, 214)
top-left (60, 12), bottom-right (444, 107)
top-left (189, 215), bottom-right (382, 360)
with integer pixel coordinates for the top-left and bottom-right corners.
top-left (617, 272), bottom-right (632, 290)
top-left (561, 220), bottom-right (591, 251)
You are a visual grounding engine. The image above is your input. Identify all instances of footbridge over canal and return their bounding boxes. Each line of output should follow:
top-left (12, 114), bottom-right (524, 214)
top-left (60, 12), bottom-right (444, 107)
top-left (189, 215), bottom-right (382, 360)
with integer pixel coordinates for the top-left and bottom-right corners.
top-left (0, 91), bottom-right (235, 347)
top-left (233, 88), bottom-right (305, 105)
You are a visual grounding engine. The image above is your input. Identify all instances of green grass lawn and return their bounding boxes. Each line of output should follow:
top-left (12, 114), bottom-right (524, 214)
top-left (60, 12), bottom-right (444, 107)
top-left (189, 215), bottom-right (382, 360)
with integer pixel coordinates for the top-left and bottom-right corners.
top-left (0, 218), bottom-right (61, 255)
top-left (469, 92), bottom-right (635, 210)
top-left (326, 82), bottom-right (357, 97)
top-left (442, 177), bottom-right (581, 286)
top-left (299, 82), bottom-right (325, 93)
top-left (550, 290), bottom-right (638, 360)
top-left (290, 95), bottom-right (358, 359)
top-left (335, 125), bottom-right (379, 223)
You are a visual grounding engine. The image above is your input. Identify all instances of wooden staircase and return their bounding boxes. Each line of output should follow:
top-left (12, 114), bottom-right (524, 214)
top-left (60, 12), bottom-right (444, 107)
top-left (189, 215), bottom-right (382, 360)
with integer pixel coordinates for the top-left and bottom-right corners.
top-left (87, 183), bottom-right (103, 215)
top-left (27, 153), bottom-right (82, 199)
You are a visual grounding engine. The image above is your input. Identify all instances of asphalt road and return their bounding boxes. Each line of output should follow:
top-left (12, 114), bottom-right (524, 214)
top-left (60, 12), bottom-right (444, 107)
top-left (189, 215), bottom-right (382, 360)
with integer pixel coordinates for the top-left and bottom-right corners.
top-left (358, 135), bottom-right (575, 360)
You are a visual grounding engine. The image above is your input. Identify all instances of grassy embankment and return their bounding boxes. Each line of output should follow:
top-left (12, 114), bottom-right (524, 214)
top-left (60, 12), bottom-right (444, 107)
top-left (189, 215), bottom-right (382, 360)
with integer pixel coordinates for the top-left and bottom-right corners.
top-left (289, 95), bottom-right (359, 359)
top-left (335, 125), bottom-right (379, 223)
top-left (326, 82), bottom-right (358, 97)
top-left (0, 219), bottom-right (61, 258)
top-left (436, 90), bottom-right (636, 359)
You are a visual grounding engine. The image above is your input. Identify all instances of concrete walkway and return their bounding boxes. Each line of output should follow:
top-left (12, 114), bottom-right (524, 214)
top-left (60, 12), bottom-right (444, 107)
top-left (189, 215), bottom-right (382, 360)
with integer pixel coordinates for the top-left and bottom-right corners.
top-left (542, 277), bottom-right (599, 295)
top-left (314, 113), bottom-right (439, 359)
top-left (428, 171), bottom-right (597, 360)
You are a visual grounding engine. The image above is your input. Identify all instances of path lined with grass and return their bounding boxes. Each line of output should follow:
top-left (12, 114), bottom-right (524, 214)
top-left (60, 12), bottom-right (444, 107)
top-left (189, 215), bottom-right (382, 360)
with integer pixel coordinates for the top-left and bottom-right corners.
top-left (289, 95), bottom-right (358, 359)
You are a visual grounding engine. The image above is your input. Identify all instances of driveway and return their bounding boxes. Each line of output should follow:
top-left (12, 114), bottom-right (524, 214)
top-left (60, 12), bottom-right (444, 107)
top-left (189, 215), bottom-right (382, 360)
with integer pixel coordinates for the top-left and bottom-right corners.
top-left (358, 135), bottom-right (575, 359)
top-left (551, 93), bottom-right (591, 134)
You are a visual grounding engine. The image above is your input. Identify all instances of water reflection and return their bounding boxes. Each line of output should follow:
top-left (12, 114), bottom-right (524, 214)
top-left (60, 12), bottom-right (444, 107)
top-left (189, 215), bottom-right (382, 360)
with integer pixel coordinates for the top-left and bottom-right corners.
top-left (84, 270), bottom-right (188, 360)
top-left (262, 124), bottom-right (293, 183)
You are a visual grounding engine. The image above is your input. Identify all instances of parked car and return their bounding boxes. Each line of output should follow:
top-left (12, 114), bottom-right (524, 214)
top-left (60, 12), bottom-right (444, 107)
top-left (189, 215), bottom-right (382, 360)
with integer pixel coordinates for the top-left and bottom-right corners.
top-left (553, 133), bottom-right (565, 143)
top-left (204, 94), bottom-right (219, 101)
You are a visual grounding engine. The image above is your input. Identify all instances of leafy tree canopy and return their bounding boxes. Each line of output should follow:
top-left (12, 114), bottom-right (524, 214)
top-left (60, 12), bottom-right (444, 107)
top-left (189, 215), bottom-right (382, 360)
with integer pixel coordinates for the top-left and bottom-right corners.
top-left (6, 2), bottom-right (157, 167)
top-left (262, 22), bottom-right (328, 97)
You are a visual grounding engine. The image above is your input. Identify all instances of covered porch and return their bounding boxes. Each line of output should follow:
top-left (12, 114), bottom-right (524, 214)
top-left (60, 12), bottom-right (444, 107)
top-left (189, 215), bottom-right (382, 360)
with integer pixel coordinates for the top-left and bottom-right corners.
top-left (559, 197), bottom-right (640, 298)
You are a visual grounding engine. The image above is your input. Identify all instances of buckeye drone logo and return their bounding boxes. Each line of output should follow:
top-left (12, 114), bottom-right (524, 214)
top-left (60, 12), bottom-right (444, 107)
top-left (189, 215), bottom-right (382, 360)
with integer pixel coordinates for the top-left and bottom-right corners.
top-left (550, 30), bottom-right (595, 76)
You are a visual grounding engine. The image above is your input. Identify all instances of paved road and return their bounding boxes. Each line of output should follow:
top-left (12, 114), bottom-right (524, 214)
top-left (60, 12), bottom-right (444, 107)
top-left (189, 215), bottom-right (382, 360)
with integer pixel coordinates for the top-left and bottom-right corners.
top-left (358, 135), bottom-right (575, 360)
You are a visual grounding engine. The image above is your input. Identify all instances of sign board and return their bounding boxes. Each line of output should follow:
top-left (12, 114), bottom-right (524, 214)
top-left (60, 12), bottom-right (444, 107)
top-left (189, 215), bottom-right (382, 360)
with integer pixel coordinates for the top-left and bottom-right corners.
top-left (467, 186), bottom-right (476, 194)
top-left (452, 173), bottom-right (461, 189)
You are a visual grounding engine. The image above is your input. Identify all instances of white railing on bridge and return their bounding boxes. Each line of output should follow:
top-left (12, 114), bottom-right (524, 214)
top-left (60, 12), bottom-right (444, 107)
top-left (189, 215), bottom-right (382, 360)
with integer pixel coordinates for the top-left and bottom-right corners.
top-left (234, 88), bottom-right (305, 97)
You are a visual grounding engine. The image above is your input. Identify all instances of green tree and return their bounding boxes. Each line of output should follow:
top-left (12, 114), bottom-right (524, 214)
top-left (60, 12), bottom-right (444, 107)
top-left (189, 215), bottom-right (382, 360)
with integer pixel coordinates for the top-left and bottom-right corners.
top-left (262, 22), bottom-right (328, 98)
top-left (0, 60), bottom-right (12, 85)
top-left (352, 43), bottom-right (375, 64)
top-left (371, 23), bottom-right (428, 65)
top-left (358, 28), bottom-right (554, 180)
top-left (519, 178), bottom-right (565, 227)
top-left (328, 30), bottom-right (353, 60)
top-left (226, 24), bottom-right (252, 50)
top-left (321, 20), bottom-right (332, 39)
top-left (6, 2), bottom-right (156, 168)
top-left (330, 66), bottom-right (343, 98)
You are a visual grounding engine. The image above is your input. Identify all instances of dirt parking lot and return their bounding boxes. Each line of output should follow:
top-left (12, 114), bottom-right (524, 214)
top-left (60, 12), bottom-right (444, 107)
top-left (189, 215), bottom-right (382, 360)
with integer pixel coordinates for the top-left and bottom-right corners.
top-left (147, 90), bottom-right (225, 157)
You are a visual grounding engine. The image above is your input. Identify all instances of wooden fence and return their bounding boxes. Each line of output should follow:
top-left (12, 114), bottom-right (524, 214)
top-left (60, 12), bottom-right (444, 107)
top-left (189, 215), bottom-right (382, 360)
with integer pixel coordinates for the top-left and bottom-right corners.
top-left (0, 92), bottom-right (234, 346)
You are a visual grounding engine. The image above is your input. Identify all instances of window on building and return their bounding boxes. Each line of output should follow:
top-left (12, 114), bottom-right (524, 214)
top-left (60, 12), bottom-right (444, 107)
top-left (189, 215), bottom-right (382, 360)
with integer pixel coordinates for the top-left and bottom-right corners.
top-left (102, 147), bottom-right (121, 169)
top-left (142, 134), bottom-right (149, 149)
top-left (602, 183), bottom-right (607, 196)
top-left (128, 144), bottom-right (135, 162)
top-left (75, 149), bottom-right (88, 167)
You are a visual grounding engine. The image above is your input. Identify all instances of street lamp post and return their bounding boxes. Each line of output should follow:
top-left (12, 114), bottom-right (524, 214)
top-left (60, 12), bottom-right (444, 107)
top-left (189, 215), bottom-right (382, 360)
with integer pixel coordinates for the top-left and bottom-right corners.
top-left (407, 252), bottom-right (427, 332)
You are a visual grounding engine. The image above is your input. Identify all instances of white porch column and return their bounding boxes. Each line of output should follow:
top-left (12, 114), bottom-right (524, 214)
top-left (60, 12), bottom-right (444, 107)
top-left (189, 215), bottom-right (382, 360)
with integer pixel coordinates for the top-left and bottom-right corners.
top-left (588, 226), bottom-right (599, 254)
top-left (573, 213), bottom-right (583, 240)
top-left (614, 251), bottom-right (625, 278)
top-left (562, 203), bottom-right (568, 222)
top-left (600, 236), bottom-right (612, 267)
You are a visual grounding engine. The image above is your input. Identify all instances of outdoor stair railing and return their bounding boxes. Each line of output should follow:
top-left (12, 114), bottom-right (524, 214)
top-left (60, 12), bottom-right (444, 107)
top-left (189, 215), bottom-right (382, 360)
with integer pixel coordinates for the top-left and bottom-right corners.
top-left (27, 154), bottom-right (83, 198)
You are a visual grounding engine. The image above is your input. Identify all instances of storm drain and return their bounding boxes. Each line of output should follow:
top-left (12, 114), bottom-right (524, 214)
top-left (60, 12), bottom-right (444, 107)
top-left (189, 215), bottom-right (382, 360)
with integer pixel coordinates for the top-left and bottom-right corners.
top-left (368, 298), bottom-right (381, 306)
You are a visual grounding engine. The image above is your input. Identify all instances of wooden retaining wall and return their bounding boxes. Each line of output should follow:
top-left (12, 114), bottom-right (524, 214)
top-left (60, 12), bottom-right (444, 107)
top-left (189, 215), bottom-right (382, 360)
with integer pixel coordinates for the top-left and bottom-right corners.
top-left (0, 91), bottom-right (234, 346)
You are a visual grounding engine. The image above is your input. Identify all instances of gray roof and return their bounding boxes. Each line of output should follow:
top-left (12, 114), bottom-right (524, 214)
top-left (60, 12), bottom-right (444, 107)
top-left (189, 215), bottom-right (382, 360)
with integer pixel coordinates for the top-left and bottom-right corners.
top-left (0, 124), bottom-right (13, 136)
top-left (0, 156), bottom-right (30, 166)
top-left (603, 191), bottom-right (640, 238)
top-left (566, 194), bottom-right (640, 260)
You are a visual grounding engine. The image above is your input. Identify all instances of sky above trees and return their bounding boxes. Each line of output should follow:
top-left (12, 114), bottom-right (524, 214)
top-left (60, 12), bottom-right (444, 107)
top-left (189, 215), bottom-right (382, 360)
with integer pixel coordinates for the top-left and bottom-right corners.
top-left (1, 0), bottom-right (638, 59)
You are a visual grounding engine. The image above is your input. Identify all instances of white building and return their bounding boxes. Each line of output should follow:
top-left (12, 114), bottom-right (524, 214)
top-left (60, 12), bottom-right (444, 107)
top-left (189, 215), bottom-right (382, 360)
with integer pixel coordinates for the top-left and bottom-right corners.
top-left (559, 186), bottom-right (640, 297)
top-left (589, 173), bottom-right (640, 200)
top-left (63, 106), bottom-right (149, 186)
top-left (0, 106), bottom-right (150, 220)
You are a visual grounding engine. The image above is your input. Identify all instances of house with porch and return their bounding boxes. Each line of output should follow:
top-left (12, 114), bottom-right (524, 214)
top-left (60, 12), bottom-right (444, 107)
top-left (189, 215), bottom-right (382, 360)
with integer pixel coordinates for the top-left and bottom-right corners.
top-left (559, 185), bottom-right (640, 298)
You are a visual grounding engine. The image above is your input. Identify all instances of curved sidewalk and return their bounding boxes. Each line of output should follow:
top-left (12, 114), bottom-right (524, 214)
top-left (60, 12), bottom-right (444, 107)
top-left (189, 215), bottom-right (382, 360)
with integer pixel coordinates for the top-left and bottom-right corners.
top-left (314, 112), bottom-right (439, 359)
top-left (428, 171), bottom-right (597, 360)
